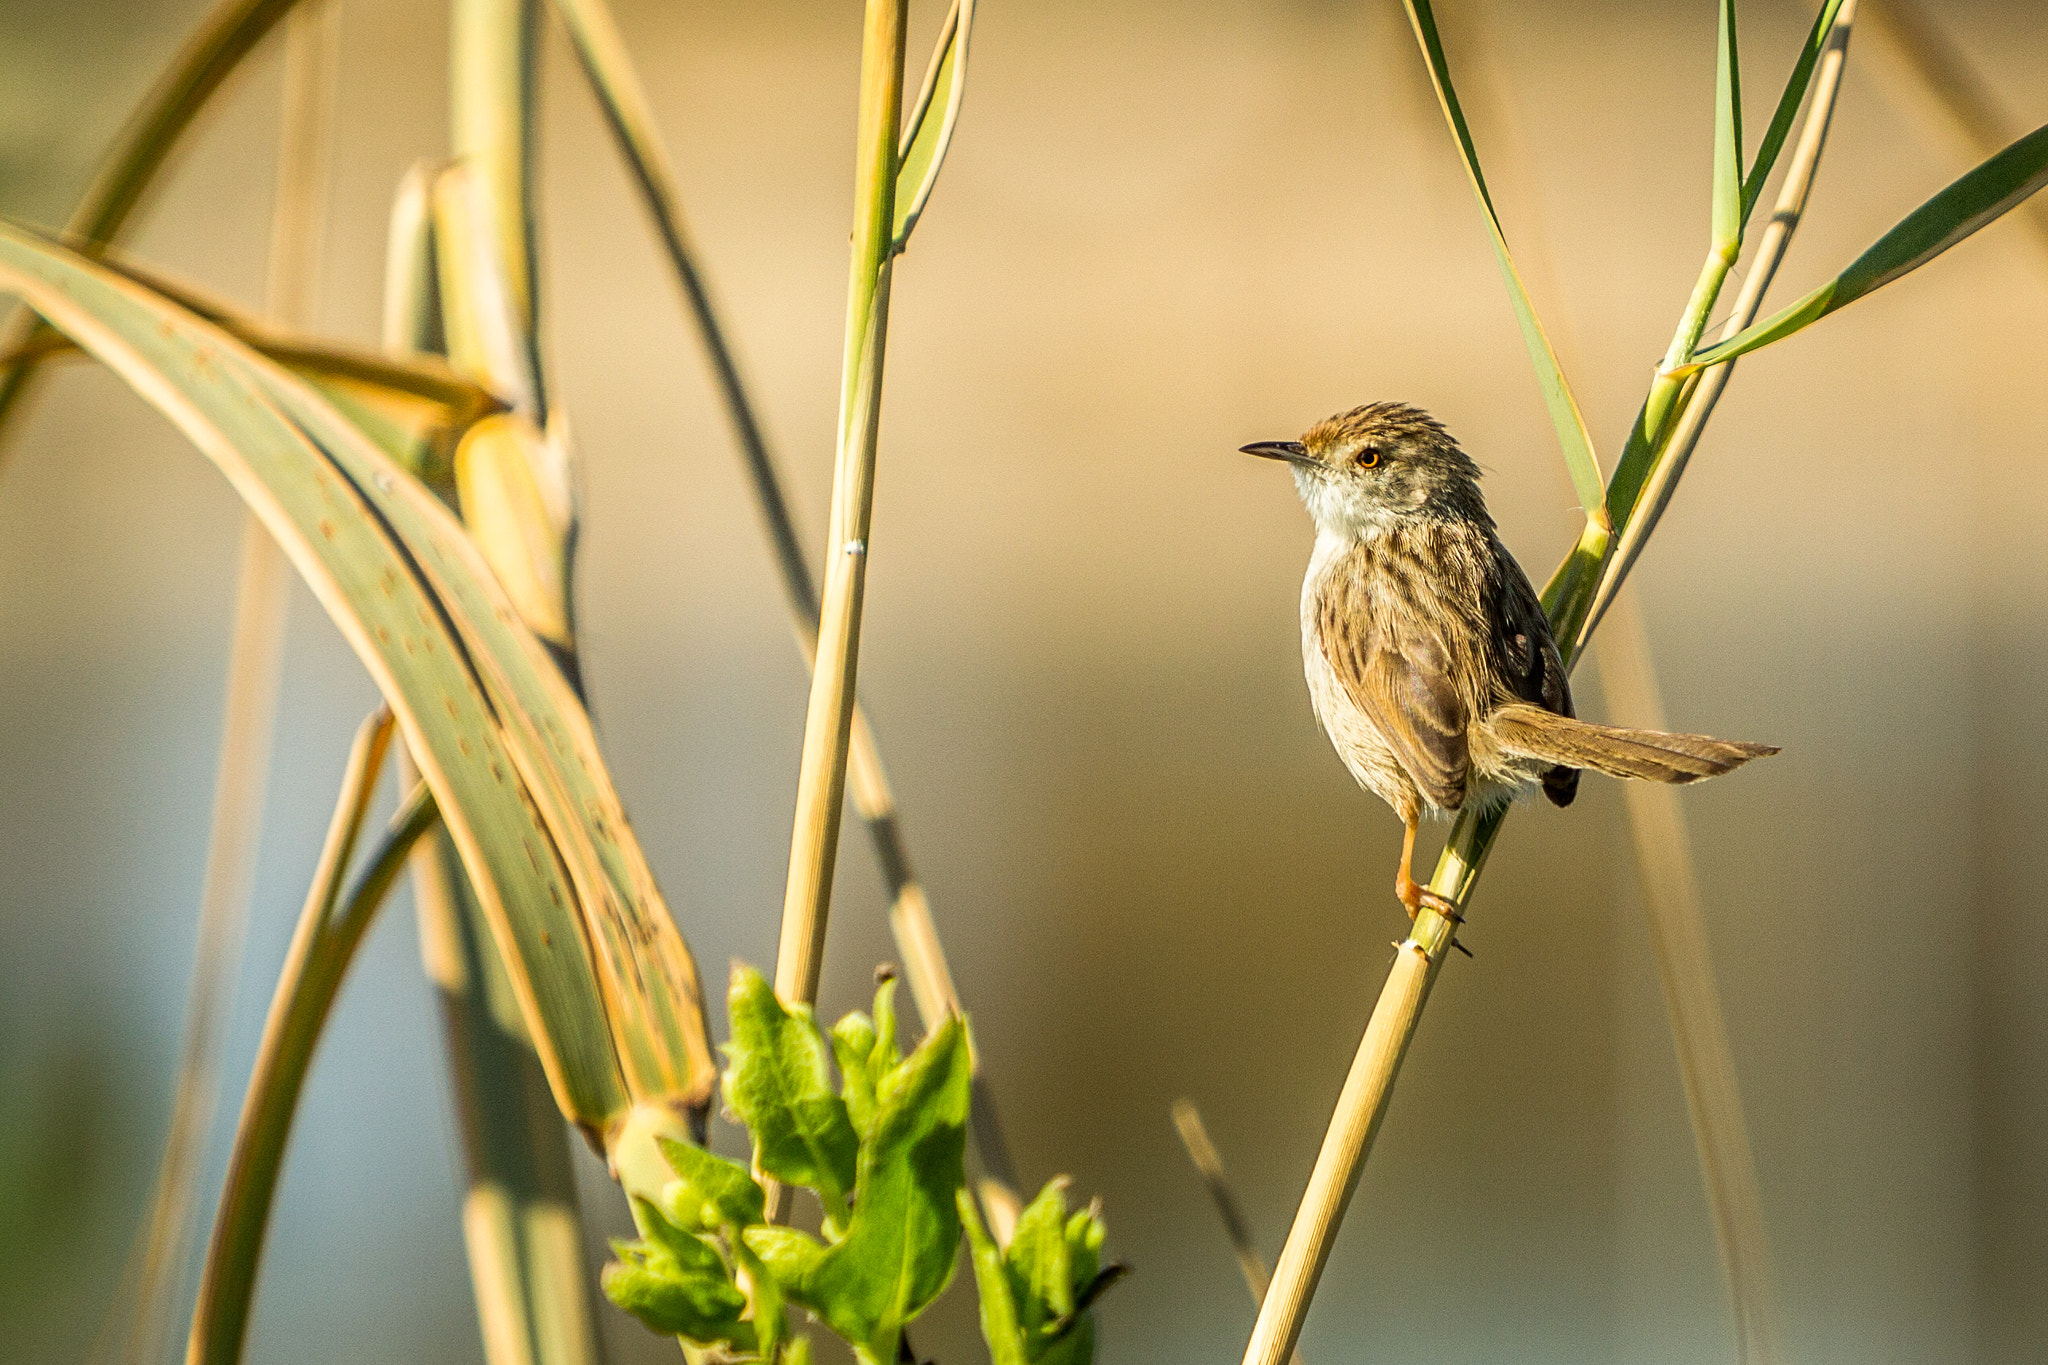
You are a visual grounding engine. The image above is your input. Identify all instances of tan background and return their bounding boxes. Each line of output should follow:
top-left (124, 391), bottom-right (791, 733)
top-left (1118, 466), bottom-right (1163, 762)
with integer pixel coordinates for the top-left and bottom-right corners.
top-left (2, 1), bottom-right (2045, 1362)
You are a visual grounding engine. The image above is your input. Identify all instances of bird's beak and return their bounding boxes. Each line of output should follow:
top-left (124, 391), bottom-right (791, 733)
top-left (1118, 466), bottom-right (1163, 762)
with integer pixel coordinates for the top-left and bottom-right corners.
top-left (1240, 440), bottom-right (1311, 465)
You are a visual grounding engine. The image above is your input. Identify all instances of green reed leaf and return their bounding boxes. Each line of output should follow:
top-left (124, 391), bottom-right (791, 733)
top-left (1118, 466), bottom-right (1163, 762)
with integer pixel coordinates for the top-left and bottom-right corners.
top-left (1682, 121), bottom-right (2048, 372)
top-left (1399, 0), bottom-right (1605, 525)
top-left (893, 0), bottom-right (977, 248)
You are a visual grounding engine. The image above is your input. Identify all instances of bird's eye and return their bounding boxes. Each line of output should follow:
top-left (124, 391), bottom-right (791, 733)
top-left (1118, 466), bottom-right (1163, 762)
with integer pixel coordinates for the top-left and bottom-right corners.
top-left (1356, 445), bottom-right (1380, 469)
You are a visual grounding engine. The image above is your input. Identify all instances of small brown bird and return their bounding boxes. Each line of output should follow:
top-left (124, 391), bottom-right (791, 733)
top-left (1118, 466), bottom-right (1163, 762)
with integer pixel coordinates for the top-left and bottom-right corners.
top-left (1244, 402), bottom-right (1776, 918)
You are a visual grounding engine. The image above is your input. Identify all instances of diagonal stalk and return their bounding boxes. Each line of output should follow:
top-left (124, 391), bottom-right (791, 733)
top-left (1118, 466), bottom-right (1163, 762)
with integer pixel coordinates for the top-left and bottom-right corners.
top-left (1861, 0), bottom-right (2048, 258)
top-left (187, 714), bottom-right (439, 1365)
top-left (547, 0), bottom-right (1020, 1223)
top-left (1172, 1100), bottom-right (1304, 1365)
top-left (117, 10), bottom-right (340, 1360)
top-left (1238, 10), bottom-right (1862, 1363)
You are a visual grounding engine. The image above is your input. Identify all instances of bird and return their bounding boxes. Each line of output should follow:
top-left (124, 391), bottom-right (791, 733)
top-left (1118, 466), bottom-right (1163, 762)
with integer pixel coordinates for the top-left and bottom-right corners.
top-left (1243, 401), bottom-right (1777, 919)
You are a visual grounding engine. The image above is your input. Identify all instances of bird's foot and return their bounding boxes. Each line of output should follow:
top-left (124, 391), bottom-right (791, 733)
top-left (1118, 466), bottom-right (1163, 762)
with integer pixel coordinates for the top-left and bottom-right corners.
top-left (1395, 876), bottom-right (1461, 923)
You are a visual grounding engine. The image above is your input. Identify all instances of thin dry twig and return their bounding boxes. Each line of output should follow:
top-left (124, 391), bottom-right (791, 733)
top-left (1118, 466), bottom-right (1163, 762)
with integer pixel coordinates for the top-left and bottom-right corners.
top-left (1172, 1100), bottom-right (1304, 1365)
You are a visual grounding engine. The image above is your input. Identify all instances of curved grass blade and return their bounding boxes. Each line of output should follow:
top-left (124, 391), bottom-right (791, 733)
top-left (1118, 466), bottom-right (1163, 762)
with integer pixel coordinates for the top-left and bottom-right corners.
top-left (893, 0), bottom-right (976, 249)
top-left (0, 0), bottom-right (304, 443)
top-left (1741, 0), bottom-right (1847, 226)
top-left (1682, 121), bottom-right (2048, 372)
top-left (1398, 0), bottom-right (1605, 525)
top-left (384, 162), bottom-right (609, 1365)
top-left (187, 714), bottom-right (436, 1365)
top-left (0, 223), bottom-right (728, 1142)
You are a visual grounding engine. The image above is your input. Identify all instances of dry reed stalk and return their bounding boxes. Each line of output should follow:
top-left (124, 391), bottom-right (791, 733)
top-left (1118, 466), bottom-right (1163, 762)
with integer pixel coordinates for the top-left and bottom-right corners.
top-left (772, 0), bottom-right (909, 1012)
top-left (1239, 10), bottom-right (1862, 1364)
top-left (763, 0), bottom-right (909, 1226)
top-left (1438, 10), bottom-right (1797, 1355)
top-left (116, 10), bottom-right (340, 1360)
top-left (548, 0), bottom-right (1020, 1225)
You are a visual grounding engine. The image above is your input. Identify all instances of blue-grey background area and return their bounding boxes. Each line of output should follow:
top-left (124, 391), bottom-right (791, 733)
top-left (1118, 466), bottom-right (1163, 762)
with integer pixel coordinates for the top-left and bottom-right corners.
top-left (2, 1), bottom-right (2045, 1362)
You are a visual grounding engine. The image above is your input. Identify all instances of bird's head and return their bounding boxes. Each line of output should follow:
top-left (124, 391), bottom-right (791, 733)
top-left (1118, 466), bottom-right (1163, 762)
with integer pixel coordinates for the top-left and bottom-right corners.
top-left (1242, 401), bottom-right (1488, 539)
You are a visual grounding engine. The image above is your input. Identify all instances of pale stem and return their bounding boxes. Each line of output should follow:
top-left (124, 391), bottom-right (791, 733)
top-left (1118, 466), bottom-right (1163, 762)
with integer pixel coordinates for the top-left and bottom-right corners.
top-left (119, 9), bottom-right (338, 1361)
top-left (765, 0), bottom-right (908, 1226)
top-left (772, 0), bottom-right (909, 1013)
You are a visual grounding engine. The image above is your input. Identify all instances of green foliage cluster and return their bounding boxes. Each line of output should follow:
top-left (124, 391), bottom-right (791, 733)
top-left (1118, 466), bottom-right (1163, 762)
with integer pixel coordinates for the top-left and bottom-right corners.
top-left (602, 966), bottom-right (1111, 1365)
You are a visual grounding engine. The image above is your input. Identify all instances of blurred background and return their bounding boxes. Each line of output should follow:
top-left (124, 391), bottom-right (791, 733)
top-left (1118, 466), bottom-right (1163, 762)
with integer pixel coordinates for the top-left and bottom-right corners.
top-left (2, 0), bottom-right (2045, 1362)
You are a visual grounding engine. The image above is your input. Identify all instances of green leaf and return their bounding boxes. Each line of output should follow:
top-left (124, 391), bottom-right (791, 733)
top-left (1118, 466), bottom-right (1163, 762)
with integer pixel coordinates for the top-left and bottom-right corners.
top-left (1682, 121), bottom-right (2048, 372)
top-left (1006, 1180), bottom-right (1074, 1335)
top-left (831, 974), bottom-right (902, 1140)
top-left (723, 966), bottom-right (859, 1210)
top-left (600, 1239), bottom-right (749, 1344)
top-left (803, 1018), bottom-right (972, 1349)
top-left (831, 1011), bottom-right (880, 1138)
top-left (1398, 0), bottom-right (1605, 525)
top-left (1001, 1180), bottom-right (1108, 1365)
top-left (1711, 0), bottom-right (1744, 254)
top-left (893, 0), bottom-right (978, 248)
top-left (731, 1231), bottom-right (788, 1359)
top-left (1742, 0), bottom-right (1847, 226)
top-left (741, 1224), bottom-right (829, 1294)
top-left (656, 1136), bottom-right (765, 1231)
top-left (960, 1188), bottom-right (1028, 1365)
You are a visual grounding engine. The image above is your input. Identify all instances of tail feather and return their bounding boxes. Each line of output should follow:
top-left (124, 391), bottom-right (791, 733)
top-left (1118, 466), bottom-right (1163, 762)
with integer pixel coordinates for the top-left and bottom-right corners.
top-left (1491, 702), bottom-right (1778, 785)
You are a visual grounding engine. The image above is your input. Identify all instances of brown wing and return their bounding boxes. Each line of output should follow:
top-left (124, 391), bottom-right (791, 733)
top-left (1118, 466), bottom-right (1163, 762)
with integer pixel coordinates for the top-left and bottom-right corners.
top-left (1317, 564), bottom-right (1469, 809)
top-left (1488, 539), bottom-right (1579, 806)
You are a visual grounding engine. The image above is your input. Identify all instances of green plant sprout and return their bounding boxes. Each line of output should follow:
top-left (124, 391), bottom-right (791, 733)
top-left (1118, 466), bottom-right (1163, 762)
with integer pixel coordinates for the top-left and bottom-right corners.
top-left (603, 966), bottom-right (1115, 1365)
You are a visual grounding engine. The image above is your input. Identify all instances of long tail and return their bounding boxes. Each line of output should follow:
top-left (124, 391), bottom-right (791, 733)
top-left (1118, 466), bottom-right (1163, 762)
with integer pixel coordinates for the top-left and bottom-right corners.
top-left (1490, 702), bottom-right (1778, 784)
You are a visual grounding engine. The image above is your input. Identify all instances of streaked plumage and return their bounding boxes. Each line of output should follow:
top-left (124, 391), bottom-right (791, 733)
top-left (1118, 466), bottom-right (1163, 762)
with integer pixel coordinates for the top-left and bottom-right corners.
top-left (1246, 402), bottom-right (1776, 915)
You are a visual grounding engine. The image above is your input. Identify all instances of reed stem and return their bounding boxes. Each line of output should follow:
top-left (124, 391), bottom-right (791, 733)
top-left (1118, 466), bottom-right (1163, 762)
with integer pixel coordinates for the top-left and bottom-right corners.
top-left (1238, 12), bottom-right (1862, 1361)
top-left (772, 0), bottom-right (909, 1013)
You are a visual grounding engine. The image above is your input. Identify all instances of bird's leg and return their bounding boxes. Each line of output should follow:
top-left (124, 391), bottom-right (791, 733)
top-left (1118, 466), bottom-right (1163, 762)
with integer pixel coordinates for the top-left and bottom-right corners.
top-left (1394, 813), bottom-right (1461, 924)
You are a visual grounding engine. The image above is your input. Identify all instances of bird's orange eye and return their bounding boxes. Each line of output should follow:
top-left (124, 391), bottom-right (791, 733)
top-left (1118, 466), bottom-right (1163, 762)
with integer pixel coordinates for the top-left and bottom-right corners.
top-left (1356, 445), bottom-right (1380, 468)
